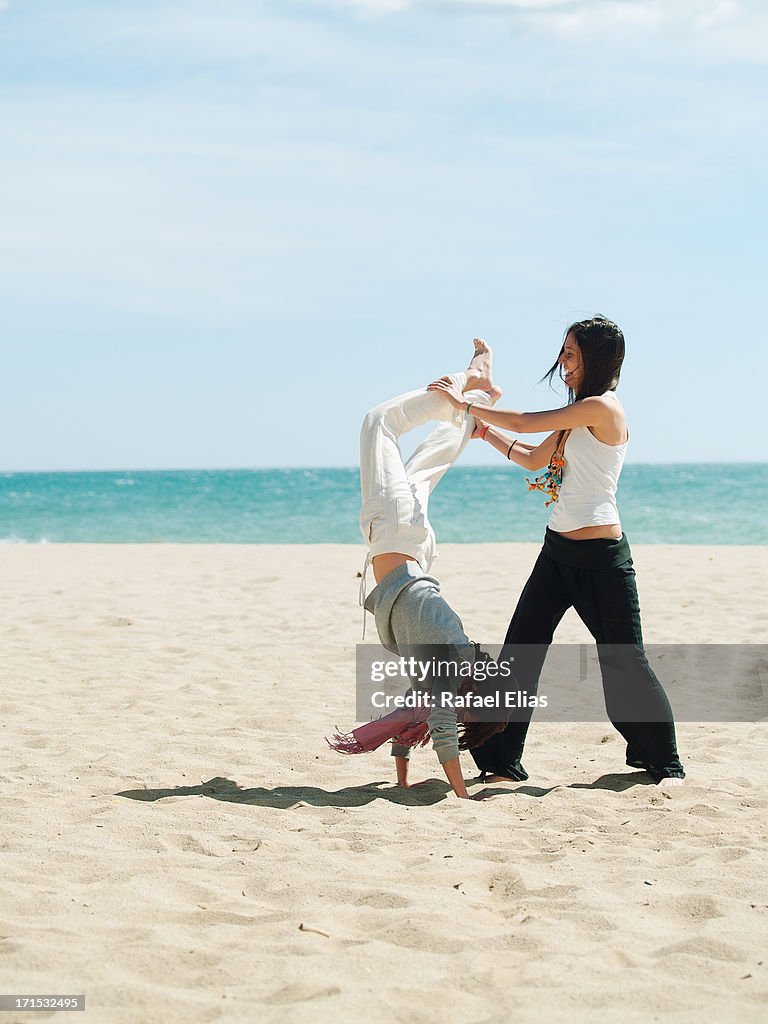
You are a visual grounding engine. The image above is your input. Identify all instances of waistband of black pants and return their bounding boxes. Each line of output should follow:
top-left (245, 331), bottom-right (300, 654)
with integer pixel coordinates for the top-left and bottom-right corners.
top-left (543, 527), bottom-right (631, 569)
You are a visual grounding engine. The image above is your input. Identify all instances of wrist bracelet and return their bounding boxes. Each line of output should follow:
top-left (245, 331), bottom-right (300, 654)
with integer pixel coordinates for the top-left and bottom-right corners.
top-left (507, 440), bottom-right (517, 459)
top-left (466, 401), bottom-right (474, 414)
top-left (479, 424), bottom-right (489, 440)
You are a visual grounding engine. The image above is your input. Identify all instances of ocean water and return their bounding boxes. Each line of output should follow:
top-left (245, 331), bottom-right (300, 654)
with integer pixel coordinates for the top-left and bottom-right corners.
top-left (1, 465), bottom-right (766, 544)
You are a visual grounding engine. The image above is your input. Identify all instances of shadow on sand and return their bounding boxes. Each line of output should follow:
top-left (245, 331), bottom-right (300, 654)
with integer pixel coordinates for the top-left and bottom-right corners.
top-left (116, 770), bottom-right (656, 808)
top-left (117, 775), bottom-right (457, 808)
top-left (501, 771), bottom-right (657, 799)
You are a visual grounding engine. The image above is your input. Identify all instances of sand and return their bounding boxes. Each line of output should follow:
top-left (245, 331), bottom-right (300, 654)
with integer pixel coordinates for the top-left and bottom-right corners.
top-left (0, 542), bottom-right (766, 1024)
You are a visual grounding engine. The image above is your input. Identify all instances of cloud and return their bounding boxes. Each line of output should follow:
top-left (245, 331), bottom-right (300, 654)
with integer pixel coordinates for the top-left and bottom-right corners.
top-left (328, 0), bottom-right (746, 14)
top-left (0, 0), bottom-right (764, 324)
top-left (310, 0), bottom-right (768, 60)
top-left (323, 0), bottom-right (759, 37)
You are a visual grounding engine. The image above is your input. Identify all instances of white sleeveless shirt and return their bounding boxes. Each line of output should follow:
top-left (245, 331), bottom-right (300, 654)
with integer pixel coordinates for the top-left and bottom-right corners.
top-left (547, 391), bottom-right (628, 533)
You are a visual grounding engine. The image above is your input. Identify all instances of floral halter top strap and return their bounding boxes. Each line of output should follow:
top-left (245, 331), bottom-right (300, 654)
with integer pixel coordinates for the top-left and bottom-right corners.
top-left (525, 429), bottom-right (571, 507)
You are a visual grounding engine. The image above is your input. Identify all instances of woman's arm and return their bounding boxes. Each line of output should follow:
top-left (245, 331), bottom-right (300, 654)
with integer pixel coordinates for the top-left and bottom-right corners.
top-left (442, 756), bottom-right (471, 799)
top-left (482, 427), bottom-right (560, 471)
top-left (429, 377), bottom-right (613, 434)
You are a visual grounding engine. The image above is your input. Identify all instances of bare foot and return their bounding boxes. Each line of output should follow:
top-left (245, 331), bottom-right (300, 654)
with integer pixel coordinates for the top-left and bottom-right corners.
top-left (465, 337), bottom-right (493, 392)
top-left (481, 774), bottom-right (517, 785)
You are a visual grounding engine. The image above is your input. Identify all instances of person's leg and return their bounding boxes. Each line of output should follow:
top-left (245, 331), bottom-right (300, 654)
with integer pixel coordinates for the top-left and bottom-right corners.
top-left (360, 340), bottom-right (496, 573)
top-left (399, 383), bottom-right (496, 553)
top-left (404, 340), bottom-right (497, 492)
top-left (568, 558), bottom-right (685, 781)
top-left (469, 550), bottom-right (572, 781)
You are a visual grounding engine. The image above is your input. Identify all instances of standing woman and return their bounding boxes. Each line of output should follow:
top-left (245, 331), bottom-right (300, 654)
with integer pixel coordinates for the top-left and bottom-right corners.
top-left (428, 316), bottom-right (685, 787)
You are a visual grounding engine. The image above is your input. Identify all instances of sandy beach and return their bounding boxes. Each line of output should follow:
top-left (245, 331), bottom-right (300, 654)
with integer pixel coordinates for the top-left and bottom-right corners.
top-left (1, 541), bottom-right (767, 1024)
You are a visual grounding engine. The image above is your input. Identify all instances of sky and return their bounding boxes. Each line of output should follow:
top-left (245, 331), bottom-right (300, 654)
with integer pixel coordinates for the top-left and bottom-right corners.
top-left (0, 0), bottom-right (765, 470)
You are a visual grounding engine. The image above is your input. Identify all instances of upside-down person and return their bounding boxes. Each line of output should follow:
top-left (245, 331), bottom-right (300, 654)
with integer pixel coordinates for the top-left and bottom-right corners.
top-left (328, 340), bottom-right (508, 800)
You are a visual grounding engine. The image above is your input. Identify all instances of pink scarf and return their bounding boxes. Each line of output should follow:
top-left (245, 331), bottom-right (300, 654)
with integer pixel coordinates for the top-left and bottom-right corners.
top-left (327, 670), bottom-right (495, 755)
top-left (327, 703), bottom-right (432, 755)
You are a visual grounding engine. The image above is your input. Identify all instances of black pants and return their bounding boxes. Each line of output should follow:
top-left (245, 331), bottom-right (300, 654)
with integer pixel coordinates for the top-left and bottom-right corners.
top-left (471, 529), bottom-right (685, 782)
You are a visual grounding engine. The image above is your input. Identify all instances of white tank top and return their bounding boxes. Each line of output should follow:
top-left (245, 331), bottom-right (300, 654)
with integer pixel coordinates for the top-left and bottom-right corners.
top-left (548, 392), bottom-right (628, 533)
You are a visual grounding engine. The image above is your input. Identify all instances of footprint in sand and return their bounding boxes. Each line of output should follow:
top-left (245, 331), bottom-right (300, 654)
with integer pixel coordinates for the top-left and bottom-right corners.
top-left (23, 734), bottom-right (50, 749)
top-left (262, 983), bottom-right (341, 1006)
top-left (711, 846), bottom-right (749, 864)
top-left (526, 882), bottom-right (581, 900)
top-left (164, 833), bottom-right (227, 857)
top-left (494, 930), bottom-right (543, 954)
top-left (653, 937), bottom-right (748, 963)
top-left (487, 869), bottom-right (528, 899)
top-left (227, 836), bottom-right (263, 853)
top-left (368, 920), bottom-right (465, 955)
top-left (662, 895), bottom-right (725, 922)
top-left (353, 891), bottom-right (411, 909)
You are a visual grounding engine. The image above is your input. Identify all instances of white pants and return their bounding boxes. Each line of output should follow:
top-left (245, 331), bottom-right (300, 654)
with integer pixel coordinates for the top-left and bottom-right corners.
top-left (359, 371), bottom-right (492, 574)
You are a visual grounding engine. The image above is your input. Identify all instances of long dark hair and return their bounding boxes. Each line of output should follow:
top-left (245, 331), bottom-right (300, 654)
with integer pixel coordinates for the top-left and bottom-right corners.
top-left (543, 315), bottom-right (625, 404)
top-left (456, 652), bottom-right (512, 750)
top-left (458, 719), bottom-right (508, 751)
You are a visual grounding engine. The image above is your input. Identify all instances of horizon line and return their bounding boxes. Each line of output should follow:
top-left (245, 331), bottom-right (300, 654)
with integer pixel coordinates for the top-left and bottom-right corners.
top-left (2, 461), bottom-right (767, 475)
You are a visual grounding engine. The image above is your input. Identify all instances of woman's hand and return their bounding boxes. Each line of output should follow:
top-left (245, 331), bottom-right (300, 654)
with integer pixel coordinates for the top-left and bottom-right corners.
top-left (427, 376), bottom-right (465, 410)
